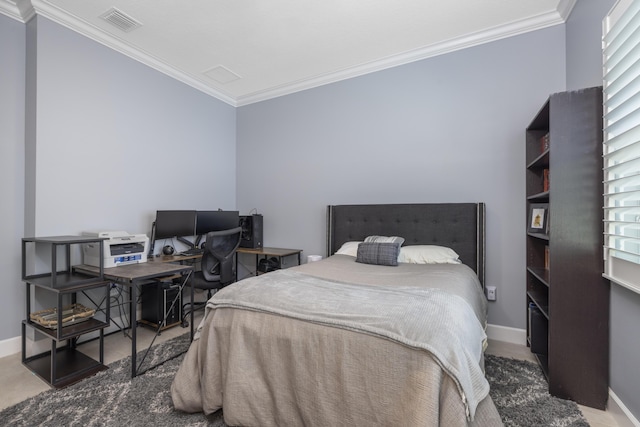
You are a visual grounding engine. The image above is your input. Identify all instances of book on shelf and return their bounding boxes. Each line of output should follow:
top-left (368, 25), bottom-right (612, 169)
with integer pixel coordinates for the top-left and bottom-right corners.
top-left (545, 210), bottom-right (550, 235)
top-left (543, 169), bottom-right (550, 192)
top-left (544, 245), bottom-right (550, 270)
top-left (540, 133), bottom-right (550, 152)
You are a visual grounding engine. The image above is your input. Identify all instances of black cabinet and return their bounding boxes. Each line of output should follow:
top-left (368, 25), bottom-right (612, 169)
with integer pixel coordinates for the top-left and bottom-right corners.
top-left (525, 87), bottom-right (609, 409)
top-left (21, 236), bottom-right (110, 388)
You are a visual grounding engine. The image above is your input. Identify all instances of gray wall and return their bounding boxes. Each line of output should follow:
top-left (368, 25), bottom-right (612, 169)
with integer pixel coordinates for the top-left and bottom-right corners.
top-left (0, 15), bottom-right (236, 342)
top-left (237, 26), bottom-right (566, 330)
top-left (611, 286), bottom-right (640, 418)
top-left (29, 18), bottom-right (237, 238)
top-left (566, 0), bottom-right (611, 91)
top-left (0, 13), bottom-right (26, 352)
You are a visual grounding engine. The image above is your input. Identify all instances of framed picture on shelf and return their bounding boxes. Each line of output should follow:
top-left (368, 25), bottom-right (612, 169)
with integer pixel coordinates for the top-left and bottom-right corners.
top-left (528, 203), bottom-right (549, 234)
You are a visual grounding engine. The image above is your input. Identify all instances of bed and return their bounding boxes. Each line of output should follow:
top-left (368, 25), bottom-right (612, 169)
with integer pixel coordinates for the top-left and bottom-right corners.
top-left (171, 203), bottom-right (502, 426)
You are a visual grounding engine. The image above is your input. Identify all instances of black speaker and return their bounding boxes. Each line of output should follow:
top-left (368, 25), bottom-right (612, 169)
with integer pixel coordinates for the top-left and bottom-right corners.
top-left (239, 214), bottom-right (263, 248)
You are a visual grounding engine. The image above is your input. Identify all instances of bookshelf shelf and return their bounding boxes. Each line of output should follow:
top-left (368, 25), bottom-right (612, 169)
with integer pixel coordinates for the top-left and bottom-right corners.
top-left (21, 236), bottom-right (110, 388)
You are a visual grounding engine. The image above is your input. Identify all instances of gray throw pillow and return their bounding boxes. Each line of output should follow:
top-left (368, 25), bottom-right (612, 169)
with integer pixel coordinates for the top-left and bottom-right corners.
top-left (356, 242), bottom-right (400, 266)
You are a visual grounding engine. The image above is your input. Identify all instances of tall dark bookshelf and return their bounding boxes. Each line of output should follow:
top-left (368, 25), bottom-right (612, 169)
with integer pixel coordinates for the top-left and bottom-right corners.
top-left (525, 87), bottom-right (609, 409)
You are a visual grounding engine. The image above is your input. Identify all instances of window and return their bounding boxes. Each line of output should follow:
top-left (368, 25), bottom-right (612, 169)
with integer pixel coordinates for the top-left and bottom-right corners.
top-left (603, 0), bottom-right (640, 294)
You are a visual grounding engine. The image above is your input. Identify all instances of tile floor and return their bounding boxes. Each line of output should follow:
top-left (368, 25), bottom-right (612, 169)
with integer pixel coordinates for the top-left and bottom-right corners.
top-left (0, 325), bottom-right (620, 426)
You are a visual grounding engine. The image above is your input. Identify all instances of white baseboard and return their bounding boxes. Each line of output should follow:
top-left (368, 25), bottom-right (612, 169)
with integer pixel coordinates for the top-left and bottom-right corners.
top-left (486, 323), bottom-right (527, 345)
top-left (0, 312), bottom-right (132, 360)
top-left (0, 336), bottom-right (21, 359)
top-left (609, 389), bottom-right (640, 427)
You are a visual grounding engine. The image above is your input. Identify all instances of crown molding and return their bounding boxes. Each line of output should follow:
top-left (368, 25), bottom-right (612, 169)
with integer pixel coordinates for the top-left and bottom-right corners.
top-left (556, 0), bottom-right (578, 21)
top-left (237, 8), bottom-right (569, 106)
top-left (0, 0), bottom-right (35, 22)
top-left (29, 0), bottom-right (238, 106)
top-left (15, 1), bottom-right (574, 107)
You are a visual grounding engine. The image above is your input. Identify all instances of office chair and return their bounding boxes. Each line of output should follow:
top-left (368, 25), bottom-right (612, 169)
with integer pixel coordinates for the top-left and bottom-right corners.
top-left (183, 227), bottom-right (242, 322)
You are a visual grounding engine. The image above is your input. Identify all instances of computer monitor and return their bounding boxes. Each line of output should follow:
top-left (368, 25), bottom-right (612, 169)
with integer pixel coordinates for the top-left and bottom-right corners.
top-left (154, 210), bottom-right (197, 240)
top-left (195, 210), bottom-right (240, 235)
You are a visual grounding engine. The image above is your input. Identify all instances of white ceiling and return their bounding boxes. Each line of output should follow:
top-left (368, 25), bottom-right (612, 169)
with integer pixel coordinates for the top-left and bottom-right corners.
top-left (2, 0), bottom-right (573, 106)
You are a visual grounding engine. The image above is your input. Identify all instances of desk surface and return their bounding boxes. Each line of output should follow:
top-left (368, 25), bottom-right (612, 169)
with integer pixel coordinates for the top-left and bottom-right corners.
top-left (146, 248), bottom-right (302, 260)
top-left (148, 254), bottom-right (202, 263)
top-left (75, 262), bottom-right (192, 282)
top-left (237, 247), bottom-right (302, 257)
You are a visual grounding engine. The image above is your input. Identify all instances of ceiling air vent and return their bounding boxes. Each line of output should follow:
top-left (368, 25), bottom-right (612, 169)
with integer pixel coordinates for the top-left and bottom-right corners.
top-left (100, 8), bottom-right (142, 33)
top-left (204, 66), bottom-right (241, 84)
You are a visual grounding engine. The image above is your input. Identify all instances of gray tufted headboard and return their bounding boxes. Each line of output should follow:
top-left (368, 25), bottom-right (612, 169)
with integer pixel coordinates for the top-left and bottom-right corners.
top-left (326, 203), bottom-right (485, 287)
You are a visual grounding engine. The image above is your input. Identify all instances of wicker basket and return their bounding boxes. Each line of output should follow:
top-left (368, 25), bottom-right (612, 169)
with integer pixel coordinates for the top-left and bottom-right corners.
top-left (30, 303), bottom-right (95, 329)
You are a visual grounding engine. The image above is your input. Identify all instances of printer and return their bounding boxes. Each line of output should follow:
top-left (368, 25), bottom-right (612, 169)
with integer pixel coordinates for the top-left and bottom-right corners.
top-left (82, 231), bottom-right (149, 268)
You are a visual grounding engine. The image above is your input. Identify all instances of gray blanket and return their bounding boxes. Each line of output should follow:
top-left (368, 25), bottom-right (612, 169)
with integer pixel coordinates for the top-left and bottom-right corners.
top-left (206, 267), bottom-right (489, 420)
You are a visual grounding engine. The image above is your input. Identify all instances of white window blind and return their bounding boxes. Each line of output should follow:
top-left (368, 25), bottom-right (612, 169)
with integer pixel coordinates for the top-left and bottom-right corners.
top-left (603, 0), bottom-right (640, 294)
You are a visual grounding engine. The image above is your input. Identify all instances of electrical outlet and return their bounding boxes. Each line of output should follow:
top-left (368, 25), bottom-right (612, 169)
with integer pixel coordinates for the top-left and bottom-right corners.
top-left (486, 286), bottom-right (497, 301)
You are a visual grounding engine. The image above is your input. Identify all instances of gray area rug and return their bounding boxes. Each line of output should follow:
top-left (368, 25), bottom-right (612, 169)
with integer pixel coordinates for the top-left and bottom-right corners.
top-left (484, 354), bottom-right (589, 426)
top-left (1, 334), bottom-right (589, 426)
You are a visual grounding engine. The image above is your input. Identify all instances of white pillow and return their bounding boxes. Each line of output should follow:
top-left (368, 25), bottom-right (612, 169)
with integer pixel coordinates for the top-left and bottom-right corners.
top-left (364, 235), bottom-right (405, 245)
top-left (398, 245), bottom-right (461, 264)
top-left (335, 241), bottom-right (362, 257)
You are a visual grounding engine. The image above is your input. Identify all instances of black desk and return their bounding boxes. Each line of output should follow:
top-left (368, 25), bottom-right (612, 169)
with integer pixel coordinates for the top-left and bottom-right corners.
top-left (75, 262), bottom-right (192, 378)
